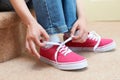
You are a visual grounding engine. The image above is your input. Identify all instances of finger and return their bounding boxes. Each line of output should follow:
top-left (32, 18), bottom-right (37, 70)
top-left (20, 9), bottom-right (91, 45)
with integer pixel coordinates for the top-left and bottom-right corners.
top-left (41, 30), bottom-right (49, 41)
top-left (82, 32), bottom-right (88, 42)
top-left (29, 40), bottom-right (40, 59)
top-left (71, 22), bottom-right (78, 36)
top-left (79, 32), bottom-right (88, 43)
top-left (73, 28), bottom-right (84, 40)
top-left (73, 32), bottom-right (88, 43)
top-left (33, 36), bottom-right (45, 47)
top-left (26, 40), bottom-right (32, 54)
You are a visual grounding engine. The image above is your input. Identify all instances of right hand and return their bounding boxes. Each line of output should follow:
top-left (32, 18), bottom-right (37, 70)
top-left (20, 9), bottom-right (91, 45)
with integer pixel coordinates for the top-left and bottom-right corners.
top-left (70, 18), bottom-right (88, 43)
top-left (25, 21), bottom-right (49, 59)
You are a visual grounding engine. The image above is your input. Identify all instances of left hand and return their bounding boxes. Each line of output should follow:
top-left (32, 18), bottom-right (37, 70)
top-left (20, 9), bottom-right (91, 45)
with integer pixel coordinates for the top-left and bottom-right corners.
top-left (71, 18), bottom-right (88, 43)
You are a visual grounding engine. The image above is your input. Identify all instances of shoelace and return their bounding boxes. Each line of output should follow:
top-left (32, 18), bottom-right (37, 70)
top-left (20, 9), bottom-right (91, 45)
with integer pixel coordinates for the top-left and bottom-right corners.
top-left (88, 31), bottom-right (101, 51)
top-left (44, 31), bottom-right (101, 62)
top-left (74, 30), bottom-right (101, 51)
top-left (45, 37), bottom-right (73, 62)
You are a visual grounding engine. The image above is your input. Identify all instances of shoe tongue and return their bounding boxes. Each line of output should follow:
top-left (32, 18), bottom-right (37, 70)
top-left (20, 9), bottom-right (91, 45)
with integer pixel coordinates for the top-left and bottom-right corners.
top-left (59, 46), bottom-right (72, 56)
top-left (44, 42), bottom-right (60, 48)
top-left (44, 44), bottom-right (53, 48)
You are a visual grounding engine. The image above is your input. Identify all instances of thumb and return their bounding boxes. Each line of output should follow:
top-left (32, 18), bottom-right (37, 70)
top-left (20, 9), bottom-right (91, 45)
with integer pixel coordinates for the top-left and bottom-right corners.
top-left (71, 22), bottom-right (78, 37)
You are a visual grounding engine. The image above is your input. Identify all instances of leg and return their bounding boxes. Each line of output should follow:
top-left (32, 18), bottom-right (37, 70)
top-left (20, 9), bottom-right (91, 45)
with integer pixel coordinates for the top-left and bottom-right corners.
top-left (32, 0), bottom-right (69, 34)
top-left (62, 0), bottom-right (116, 53)
top-left (32, 0), bottom-right (87, 70)
top-left (62, 0), bottom-right (77, 31)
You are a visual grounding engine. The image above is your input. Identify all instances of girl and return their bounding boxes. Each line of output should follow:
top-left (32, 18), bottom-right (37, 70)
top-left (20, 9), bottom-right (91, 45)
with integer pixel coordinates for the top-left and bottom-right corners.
top-left (1, 0), bottom-right (115, 70)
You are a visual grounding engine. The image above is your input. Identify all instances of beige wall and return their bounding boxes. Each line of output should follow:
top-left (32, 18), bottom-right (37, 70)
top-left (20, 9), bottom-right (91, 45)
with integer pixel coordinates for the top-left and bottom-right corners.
top-left (83, 0), bottom-right (120, 21)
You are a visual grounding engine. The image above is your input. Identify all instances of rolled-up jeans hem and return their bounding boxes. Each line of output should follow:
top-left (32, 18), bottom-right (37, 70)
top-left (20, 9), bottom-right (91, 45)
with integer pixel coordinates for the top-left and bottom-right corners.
top-left (46, 25), bottom-right (69, 35)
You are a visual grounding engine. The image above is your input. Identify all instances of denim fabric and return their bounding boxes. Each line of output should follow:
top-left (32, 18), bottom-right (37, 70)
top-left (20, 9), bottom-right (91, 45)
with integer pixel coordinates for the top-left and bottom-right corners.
top-left (0, 0), bottom-right (77, 34)
top-left (32, 0), bottom-right (77, 34)
top-left (62, 0), bottom-right (77, 30)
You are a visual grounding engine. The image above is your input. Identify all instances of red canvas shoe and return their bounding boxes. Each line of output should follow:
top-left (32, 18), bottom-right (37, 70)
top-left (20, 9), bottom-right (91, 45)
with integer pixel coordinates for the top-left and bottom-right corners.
top-left (39, 38), bottom-right (88, 70)
top-left (64, 31), bottom-right (116, 52)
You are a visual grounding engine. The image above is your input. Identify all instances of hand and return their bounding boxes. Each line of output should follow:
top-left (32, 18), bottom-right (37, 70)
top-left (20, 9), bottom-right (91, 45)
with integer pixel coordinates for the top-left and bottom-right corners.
top-left (26, 21), bottom-right (49, 59)
top-left (71, 18), bottom-right (88, 43)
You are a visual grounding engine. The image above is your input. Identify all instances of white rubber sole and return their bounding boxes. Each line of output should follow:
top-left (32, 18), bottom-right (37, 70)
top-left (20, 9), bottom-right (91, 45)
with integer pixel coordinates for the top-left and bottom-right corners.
top-left (40, 56), bottom-right (88, 70)
top-left (69, 41), bottom-right (116, 52)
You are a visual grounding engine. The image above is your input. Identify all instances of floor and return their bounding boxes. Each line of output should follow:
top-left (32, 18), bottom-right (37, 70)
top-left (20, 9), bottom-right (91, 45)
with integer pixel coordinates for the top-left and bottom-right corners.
top-left (0, 22), bottom-right (120, 80)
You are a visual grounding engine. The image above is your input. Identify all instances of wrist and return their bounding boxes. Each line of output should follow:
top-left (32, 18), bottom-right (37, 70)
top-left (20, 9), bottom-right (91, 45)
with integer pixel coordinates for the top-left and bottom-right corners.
top-left (25, 18), bottom-right (38, 28)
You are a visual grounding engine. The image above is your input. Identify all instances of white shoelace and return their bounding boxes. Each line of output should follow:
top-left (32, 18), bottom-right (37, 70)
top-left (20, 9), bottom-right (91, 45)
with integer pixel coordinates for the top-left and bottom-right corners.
top-left (44, 31), bottom-right (101, 62)
top-left (45, 37), bottom-right (73, 62)
top-left (88, 31), bottom-right (101, 51)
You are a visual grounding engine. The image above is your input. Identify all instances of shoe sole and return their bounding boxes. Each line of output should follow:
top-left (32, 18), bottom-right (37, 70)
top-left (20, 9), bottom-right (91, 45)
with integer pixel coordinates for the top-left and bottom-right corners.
top-left (69, 41), bottom-right (116, 52)
top-left (40, 56), bottom-right (88, 70)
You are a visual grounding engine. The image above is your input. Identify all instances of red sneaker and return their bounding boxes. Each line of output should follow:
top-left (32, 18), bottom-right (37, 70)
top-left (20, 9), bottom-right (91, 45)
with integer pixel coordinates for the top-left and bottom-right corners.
top-left (39, 38), bottom-right (88, 70)
top-left (64, 31), bottom-right (116, 52)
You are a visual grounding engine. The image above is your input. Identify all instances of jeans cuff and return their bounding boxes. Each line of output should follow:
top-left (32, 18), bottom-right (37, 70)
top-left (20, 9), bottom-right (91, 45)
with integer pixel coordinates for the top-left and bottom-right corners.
top-left (46, 25), bottom-right (69, 35)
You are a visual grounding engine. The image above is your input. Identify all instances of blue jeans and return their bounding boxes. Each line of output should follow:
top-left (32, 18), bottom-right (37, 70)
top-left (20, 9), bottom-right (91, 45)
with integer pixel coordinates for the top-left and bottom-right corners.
top-left (0, 0), bottom-right (77, 34)
top-left (32, 0), bottom-right (77, 34)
